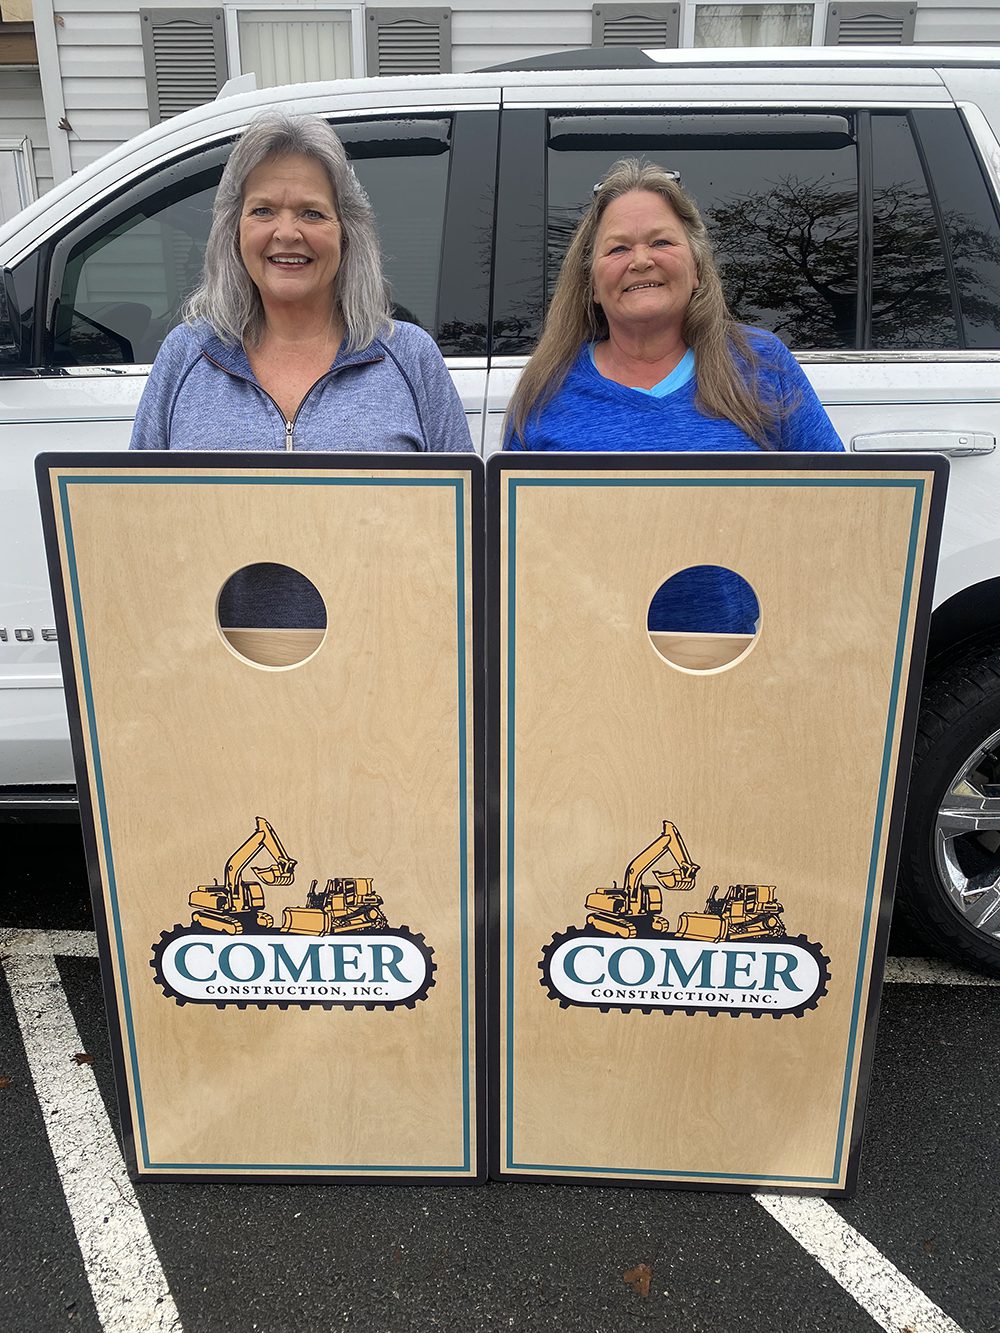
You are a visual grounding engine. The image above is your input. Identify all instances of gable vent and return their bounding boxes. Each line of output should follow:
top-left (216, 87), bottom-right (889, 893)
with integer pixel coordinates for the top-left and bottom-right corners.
top-left (141, 10), bottom-right (229, 122)
top-left (593, 4), bottom-right (680, 47)
top-left (366, 10), bottom-right (452, 76)
top-left (825, 4), bottom-right (916, 46)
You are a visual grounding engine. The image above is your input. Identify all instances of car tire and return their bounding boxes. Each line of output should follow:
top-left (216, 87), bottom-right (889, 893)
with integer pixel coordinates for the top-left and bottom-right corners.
top-left (897, 638), bottom-right (1000, 976)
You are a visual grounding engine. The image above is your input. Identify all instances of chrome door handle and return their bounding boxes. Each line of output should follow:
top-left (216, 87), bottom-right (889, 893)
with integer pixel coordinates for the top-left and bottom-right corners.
top-left (850, 431), bottom-right (996, 458)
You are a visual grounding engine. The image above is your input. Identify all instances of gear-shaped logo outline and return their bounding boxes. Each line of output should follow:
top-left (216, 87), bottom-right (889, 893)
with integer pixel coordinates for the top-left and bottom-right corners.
top-left (150, 922), bottom-right (436, 1012)
top-left (538, 925), bottom-right (829, 1019)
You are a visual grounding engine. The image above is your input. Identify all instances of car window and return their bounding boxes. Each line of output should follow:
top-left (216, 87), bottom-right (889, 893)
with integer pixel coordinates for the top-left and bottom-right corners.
top-left (341, 119), bottom-right (450, 334)
top-left (868, 113), bottom-right (959, 350)
top-left (544, 112), bottom-right (860, 351)
top-left (50, 156), bottom-right (224, 366)
top-left (494, 105), bottom-right (1000, 355)
top-left (906, 109), bottom-right (1000, 349)
top-left (0, 253), bottom-right (37, 370)
top-left (44, 114), bottom-right (484, 368)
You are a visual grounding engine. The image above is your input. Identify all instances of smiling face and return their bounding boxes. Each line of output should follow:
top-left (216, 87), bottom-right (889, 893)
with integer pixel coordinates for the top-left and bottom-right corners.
top-left (591, 190), bottom-right (700, 338)
top-left (238, 153), bottom-right (343, 318)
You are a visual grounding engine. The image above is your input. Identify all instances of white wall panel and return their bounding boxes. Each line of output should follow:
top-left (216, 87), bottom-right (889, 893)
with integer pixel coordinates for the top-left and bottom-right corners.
top-left (63, 79), bottom-right (150, 110)
top-left (65, 110), bottom-right (152, 141)
top-left (916, 5), bottom-right (1000, 44)
top-left (376, 0), bottom-right (587, 9)
top-left (54, 5), bottom-right (148, 174)
top-left (0, 69), bottom-right (53, 196)
top-left (57, 45), bottom-right (146, 74)
top-left (31, 148), bottom-right (54, 192)
top-left (57, 10), bottom-right (142, 41)
top-left (453, 11), bottom-right (592, 44)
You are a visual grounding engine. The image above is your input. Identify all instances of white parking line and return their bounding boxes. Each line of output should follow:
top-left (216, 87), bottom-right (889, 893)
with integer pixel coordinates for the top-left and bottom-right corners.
top-left (754, 1194), bottom-right (967, 1333)
top-left (1, 929), bottom-right (181, 1333)
top-left (4, 928), bottom-right (992, 1333)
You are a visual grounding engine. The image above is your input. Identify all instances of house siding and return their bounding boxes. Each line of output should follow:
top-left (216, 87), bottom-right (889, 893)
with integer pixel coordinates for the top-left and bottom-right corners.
top-left (0, 67), bottom-right (52, 196)
top-left (54, 1), bottom-right (149, 173)
top-left (382, 0), bottom-right (593, 73)
top-left (915, 3), bottom-right (1000, 44)
top-left (20, 0), bottom-right (1000, 186)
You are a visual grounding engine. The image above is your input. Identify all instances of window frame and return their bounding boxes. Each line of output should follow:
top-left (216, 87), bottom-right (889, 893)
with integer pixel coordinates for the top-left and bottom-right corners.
top-left (32, 107), bottom-right (497, 372)
top-left (494, 105), bottom-right (866, 356)
top-left (678, 1), bottom-right (829, 47)
top-left (493, 102), bottom-right (1000, 359)
top-left (223, 2), bottom-right (368, 83)
top-left (42, 140), bottom-right (232, 370)
top-left (0, 135), bottom-right (37, 221)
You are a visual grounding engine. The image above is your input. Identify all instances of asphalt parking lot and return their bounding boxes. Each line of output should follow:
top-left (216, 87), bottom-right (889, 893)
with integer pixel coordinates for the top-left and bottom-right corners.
top-left (2, 820), bottom-right (999, 1333)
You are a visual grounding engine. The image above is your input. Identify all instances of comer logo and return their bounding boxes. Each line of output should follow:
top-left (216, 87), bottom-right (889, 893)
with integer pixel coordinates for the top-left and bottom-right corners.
top-left (153, 929), bottom-right (434, 1010)
top-left (541, 933), bottom-right (827, 1017)
top-left (537, 820), bottom-right (830, 1019)
top-left (149, 815), bottom-right (435, 1011)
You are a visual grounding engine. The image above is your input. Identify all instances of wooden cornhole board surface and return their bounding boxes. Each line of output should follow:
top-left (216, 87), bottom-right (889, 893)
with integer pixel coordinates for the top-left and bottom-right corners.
top-left (38, 451), bottom-right (484, 1183)
top-left (488, 452), bottom-right (946, 1196)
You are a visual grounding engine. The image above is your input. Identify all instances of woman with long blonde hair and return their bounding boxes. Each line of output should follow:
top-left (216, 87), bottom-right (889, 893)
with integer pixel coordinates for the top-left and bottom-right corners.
top-left (506, 157), bottom-right (841, 456)
top-left (505, 158), bottom-right (841, 634)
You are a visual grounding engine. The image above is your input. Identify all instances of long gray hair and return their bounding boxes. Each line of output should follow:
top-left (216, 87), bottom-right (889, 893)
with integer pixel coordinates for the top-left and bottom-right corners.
top-left (185, 111), bottom-right (392, 350)
top-left (506, 158), bottom-right (780, 447)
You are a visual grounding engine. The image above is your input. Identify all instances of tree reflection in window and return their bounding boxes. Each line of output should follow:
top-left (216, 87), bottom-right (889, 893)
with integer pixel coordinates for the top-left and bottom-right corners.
top-left (708, 177), bottom-right (857, 348)
top-left (870, 112), bottom-right (1000, 350)
top-left (545, 125), bottom-right (860, 352)
top-left (543, 110), bottom-right (1000, 354)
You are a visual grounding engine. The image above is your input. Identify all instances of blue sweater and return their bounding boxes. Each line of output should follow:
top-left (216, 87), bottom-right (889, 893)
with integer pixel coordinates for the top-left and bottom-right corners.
top-left (515, 331), bottom-right (842, 454)
top-left (513, 331), bottom-right (843, 633)
top-left (130, 319), bottom-right (473, 453)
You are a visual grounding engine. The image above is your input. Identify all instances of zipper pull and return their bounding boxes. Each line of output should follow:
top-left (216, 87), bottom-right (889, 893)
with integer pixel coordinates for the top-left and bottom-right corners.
top-left (285, 420), bottom-right (293, 451)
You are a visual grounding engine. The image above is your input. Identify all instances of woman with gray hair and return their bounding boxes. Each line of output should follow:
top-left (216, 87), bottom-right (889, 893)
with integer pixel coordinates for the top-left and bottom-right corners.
top-left (505, 158), bottom-right (841, 634)
top-left (130, 110), bottom-right (471, 453)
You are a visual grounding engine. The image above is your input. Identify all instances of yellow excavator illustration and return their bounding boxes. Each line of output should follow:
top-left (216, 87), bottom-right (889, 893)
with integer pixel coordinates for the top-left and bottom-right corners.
top-left (585, 820), bottom-right (699, 938)
top-left (188, 815), bottom-right (296, 934)
top-left (584, 822), bottom-right (789, 942)
top-left (187, 817), bottom-right (391, 936)
top-left (281, 877), bottom-right (389, 935)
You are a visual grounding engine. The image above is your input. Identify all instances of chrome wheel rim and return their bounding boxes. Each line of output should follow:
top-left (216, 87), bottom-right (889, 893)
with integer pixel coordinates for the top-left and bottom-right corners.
top-left (935, 725), bottom-right (1000, 941)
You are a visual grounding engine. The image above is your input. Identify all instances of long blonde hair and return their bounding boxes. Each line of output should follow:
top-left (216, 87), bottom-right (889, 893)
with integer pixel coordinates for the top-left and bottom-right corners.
top-left (506, 158), bottom-right (781, 448)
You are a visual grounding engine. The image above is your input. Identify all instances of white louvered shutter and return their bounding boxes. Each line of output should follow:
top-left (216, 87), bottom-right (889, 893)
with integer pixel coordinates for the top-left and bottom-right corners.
top-left (825, 3), bottom-right (917, 45)
top-left (366, 9), bottom-right (452, 75)
top-left (140, 10), bottom-right (229, 123)
top-left (593, 4), bottom-right (680, 46)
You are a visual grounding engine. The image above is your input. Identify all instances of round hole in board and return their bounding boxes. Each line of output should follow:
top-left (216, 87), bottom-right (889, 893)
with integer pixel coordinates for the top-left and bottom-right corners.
top-left (646, 565), bottom-right (760, 673)
top-left (216, 562), bottom-right (327, 668)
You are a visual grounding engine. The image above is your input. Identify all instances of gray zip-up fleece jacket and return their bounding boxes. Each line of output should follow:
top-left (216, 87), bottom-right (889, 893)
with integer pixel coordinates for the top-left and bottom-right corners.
top-left (129, 319), bottom-right (473, 453)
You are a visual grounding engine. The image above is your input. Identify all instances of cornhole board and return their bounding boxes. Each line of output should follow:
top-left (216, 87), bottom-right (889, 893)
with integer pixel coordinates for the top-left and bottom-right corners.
top-left (37, 451), bottom-right (484, 1183)
top-left (488, 451), bottom-right (947, 1196)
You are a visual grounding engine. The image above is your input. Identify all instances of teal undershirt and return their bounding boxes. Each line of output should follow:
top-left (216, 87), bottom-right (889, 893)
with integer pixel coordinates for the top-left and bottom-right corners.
top-left (587, 343), bottom-right (696, 397)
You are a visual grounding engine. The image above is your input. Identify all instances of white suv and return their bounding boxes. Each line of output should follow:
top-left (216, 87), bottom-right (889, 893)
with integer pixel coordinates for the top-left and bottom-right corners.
top-left (3, 46), bottom-right (1000, 971)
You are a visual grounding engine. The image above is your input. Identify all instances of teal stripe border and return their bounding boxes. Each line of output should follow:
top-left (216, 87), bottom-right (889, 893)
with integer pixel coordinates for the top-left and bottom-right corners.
top-left (60, 472), bottom-right (474, 1175)
top-left (504, 475), bottom-right (925, 1186)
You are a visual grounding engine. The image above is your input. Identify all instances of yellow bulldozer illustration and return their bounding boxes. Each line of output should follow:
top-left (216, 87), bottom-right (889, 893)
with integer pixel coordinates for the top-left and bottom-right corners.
top-left (585, 820), bottom-right (787, 942)
top-left (187, 816), bottom-right (388, 935)
top-left (281, 877), bottom-right (388, 935)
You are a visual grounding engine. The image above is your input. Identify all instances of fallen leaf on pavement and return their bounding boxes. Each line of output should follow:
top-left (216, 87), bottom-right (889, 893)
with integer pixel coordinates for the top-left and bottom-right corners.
top-left (624, 1264), bottom-right (652, 1298)
top-left (72, 1052), bottom-right (93, 1065)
